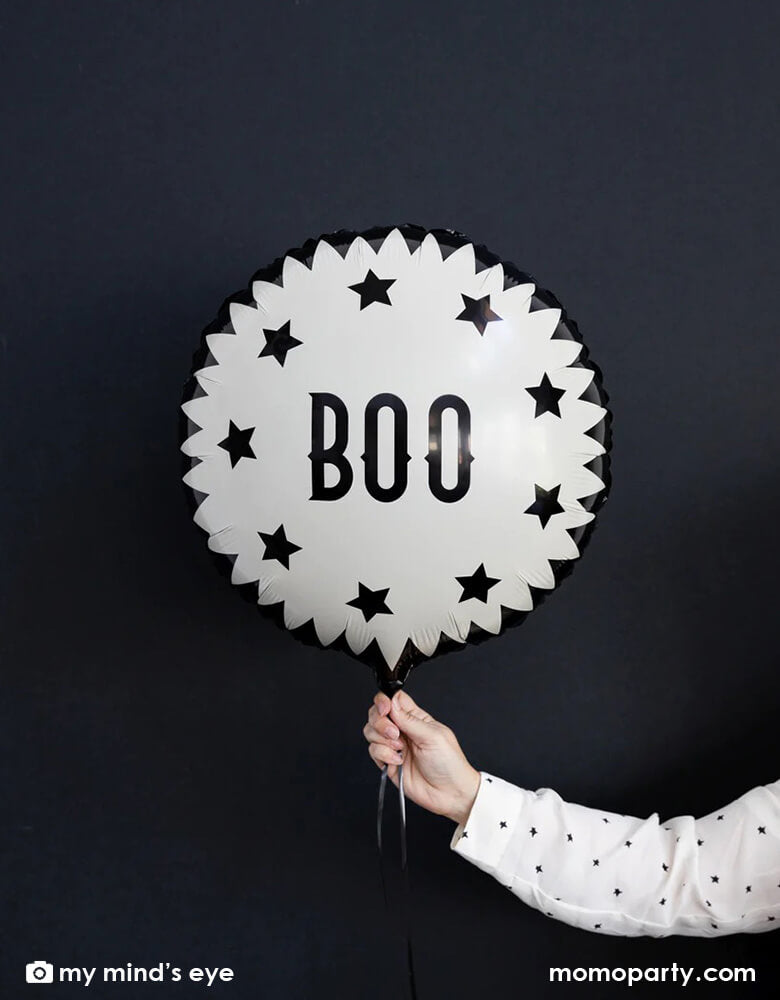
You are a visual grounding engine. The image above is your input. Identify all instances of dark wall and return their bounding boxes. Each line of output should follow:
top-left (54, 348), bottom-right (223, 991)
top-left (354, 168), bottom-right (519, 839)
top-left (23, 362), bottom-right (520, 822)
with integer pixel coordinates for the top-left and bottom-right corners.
top-left (2, 1), bottom-right (778, 996)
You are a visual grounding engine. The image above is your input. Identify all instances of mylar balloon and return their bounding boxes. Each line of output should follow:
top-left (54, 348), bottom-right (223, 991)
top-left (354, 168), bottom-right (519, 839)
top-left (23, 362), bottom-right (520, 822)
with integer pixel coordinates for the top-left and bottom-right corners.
top-left (179, 225), bottom-right (612, 693)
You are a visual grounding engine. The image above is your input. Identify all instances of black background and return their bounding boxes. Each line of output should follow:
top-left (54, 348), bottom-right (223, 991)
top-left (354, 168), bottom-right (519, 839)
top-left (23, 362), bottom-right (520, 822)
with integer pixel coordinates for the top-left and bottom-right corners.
top-left (2, 1), bottom-right (779, 996)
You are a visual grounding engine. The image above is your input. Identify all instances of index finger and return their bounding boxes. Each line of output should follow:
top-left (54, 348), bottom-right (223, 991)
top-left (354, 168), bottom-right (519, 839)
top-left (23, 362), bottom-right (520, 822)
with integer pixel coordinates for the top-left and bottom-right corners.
top-left (373, 691), bottom-right (392, 717)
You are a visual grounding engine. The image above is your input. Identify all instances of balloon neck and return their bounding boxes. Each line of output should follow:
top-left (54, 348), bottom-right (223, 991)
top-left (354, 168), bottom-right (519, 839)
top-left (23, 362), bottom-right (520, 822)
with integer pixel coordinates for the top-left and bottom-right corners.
top-left (379, 676), bottom-right (405, 697)
top-left (375, 653), bottom-right (414, 697)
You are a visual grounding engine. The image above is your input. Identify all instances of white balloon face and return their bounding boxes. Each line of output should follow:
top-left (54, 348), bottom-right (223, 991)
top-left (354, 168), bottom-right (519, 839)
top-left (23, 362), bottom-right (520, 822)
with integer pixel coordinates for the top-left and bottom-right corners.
top-left (180, 227), bottom-right (610, 686)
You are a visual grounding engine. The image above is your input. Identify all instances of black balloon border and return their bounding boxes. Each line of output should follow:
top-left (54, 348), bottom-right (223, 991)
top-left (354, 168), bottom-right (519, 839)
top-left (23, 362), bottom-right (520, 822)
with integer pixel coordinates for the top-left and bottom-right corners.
top-left (179, 223), bottom-right (613, 693)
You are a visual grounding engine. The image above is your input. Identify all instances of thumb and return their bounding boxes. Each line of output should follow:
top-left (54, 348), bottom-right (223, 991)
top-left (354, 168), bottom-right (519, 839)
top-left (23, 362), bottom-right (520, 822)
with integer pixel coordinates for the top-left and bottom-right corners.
top-left (390, 690), bottom-right (437, 742)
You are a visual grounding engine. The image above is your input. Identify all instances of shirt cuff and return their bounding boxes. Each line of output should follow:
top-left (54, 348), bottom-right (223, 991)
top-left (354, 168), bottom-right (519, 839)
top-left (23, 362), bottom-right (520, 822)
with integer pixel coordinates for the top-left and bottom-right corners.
top-left (450, 771), bottom-right (533, 877)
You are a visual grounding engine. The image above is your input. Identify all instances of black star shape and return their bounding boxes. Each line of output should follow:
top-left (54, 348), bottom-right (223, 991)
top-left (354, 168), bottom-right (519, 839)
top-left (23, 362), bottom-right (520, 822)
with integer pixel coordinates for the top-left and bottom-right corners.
top-left (530, 827), bottom-right (538, 838)
top-left (717, 814), bottom-right (724, 821)
top-left (594, 923), bottom-right (601, 929)
top-left (660, 898), bottom-right (666, 905)
top-left (758, 826), bottom-right (767, 834)
top-left (525, 373), bottom-right (566, 419)
top-left (257, 524), bottom-right (301, 570)
top-left (566, 833), bottom-right (574, 842)
top-left (746, 885), bottom-right (752, 893)
top-left (614, 888), bottom-right (622, 897)
top-left (625, 840), bottom-right (632, 848)
top-left (346, 582), bottom-right (393, 622)
top-left (456, 563), bottom-right (501, 603)
top-left (218, 419), bottom-right (257, 468)
top-left (697, 839), bottom-right (704, 846)
top-left (535, 865), bottom-right (543, 874)
top-left (259, 320), bottom-right (302, 367)
top-left (486, 777), bottom-right (493, 783)
top-left (711, 875), bottom-right (720, 884)
top-left (769, 916), bottom-right (776, 922)
top-left (706, 900), bottom-right (711, 907)
top-left (662, 863), bottom-right (669, 872)
top-left (456, 293), bottom-right (502, 335)
top-left (348, 269), bottom-right (395, 310)
top-left (461, 831), bottom-right (468, 839)
top-left (602, 818), bottom-right (610, 824)
top-left (592, 859), bottom-right (599, 867)
top-left (711, 923), bottom-right (718, 929)
top-left (499, 821), bottom-right (508, 829)
top-left (525, 484), bottom-right (565, 529)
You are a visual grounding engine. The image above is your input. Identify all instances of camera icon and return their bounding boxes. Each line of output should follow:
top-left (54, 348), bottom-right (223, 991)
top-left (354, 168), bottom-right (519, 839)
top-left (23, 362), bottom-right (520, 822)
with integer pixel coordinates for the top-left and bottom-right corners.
top-left (26, 961), bottom-right (54, 984)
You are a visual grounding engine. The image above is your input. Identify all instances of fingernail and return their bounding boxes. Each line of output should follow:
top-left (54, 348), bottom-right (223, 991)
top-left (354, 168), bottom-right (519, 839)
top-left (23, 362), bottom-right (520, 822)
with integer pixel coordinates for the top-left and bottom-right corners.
top-left (386, 725), bottom-right (399, 739)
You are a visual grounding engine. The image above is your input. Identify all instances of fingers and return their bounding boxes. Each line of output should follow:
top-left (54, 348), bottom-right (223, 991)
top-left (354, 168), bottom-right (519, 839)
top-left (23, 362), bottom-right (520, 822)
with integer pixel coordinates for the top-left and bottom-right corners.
top-left (389, 690), bottom-right (437, 742)
top-left (373, 691), bottom-right (392, 717)
top-left (364, 697), bottom-right (404, 750)
top-left (394, 690), bottom-right (434, 722)
top-left (363, 719), bottom-right (404, 750)
top-left (366, 703), bottom-right (395, 730)
top-left (368, 741), bottom-right (404, 769)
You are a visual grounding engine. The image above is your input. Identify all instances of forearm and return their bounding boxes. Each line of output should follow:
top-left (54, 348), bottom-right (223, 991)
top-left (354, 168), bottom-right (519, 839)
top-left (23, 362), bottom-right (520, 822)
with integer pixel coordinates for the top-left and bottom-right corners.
top-left (451, 772), bottom-right (780, 937)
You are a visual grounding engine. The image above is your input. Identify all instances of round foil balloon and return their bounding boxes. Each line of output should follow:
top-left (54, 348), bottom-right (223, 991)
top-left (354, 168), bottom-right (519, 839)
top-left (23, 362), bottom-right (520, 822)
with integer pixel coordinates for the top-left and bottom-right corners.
top-left (179, 225), bottom-right (612, 692)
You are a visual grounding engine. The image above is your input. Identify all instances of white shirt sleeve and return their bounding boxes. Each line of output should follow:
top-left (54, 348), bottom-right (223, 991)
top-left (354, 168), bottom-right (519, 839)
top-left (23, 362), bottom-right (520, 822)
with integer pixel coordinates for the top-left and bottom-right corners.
top-left (450, 772), bottom-right (780, 937)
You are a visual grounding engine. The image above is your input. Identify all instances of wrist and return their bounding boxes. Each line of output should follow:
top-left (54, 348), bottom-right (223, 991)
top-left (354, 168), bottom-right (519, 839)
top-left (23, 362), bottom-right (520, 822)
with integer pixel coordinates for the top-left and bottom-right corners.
top-left (447, 765), bottom-right (481, 827)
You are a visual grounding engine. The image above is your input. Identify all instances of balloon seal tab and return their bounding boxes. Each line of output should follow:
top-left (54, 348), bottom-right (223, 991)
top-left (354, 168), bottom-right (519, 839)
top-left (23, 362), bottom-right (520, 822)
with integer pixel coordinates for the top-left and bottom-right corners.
top-left (375, 645), bottom-right (416, 697)
top-left (379, 675), bottom-right (405, 697)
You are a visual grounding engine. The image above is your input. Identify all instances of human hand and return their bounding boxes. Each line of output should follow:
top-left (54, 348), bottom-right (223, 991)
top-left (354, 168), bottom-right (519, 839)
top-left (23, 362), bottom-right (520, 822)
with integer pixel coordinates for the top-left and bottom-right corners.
top-left (363, 690), bottom-right (481, 827)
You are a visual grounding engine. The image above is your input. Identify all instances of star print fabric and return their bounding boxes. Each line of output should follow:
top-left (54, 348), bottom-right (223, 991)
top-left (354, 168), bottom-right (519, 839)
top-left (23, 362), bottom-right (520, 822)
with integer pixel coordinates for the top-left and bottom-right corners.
top-left (451, 772), bottom-right (780, 937)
